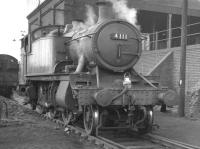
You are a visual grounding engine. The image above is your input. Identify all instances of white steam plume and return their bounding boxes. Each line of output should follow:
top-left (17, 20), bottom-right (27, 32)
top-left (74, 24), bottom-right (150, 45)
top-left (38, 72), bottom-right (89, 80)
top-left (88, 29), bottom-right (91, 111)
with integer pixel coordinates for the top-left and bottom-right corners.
top-left (84, 5), bottom-right (97, 27)
top-left (69, 5), bottom-right (97, 33)
top-left (69, 5), bottom-right (97, 65)
top-left (107, 0), bottom-right (139, 28)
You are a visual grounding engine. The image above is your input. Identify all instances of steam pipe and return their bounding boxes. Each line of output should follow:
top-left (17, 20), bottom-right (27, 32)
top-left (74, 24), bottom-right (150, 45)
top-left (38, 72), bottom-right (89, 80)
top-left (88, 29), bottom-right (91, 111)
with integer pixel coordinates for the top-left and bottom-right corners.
top-left (74, 55), bottom-right (85, 74)
top-left (111, 86), bottom-right (128, 103)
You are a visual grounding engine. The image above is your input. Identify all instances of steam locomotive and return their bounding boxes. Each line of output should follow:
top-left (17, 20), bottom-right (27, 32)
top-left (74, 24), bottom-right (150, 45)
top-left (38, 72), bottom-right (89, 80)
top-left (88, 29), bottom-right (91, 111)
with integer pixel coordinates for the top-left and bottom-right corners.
top-left (0, 54), bottom-right (18, 98)
top-left (19, 1), bottom-right (175, 135)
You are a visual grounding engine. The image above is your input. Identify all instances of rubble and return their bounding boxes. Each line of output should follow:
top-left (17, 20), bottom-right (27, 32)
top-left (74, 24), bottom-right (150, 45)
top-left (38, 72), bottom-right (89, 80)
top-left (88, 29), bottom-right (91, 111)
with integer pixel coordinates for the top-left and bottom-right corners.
top-left (0, 95), bottom-right (33, 126)
top-left (0, 95), bottom-right (97, 149)
top-left (186, 81), bottom-right (200, 119)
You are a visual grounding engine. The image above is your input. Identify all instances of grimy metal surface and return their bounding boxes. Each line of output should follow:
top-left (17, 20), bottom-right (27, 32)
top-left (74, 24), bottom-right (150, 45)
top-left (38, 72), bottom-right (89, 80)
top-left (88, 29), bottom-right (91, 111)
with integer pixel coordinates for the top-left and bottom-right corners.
top-left (19, 53), bottom-right (26, 85)
top-left (27, 36), bottom-right (67, 75)
top-left (0, 54), bottom-right (18, 97)
top-left (70, 19), bottom-right (142, 72)
top-left (26, 73), bottom-right (70, 81)
top-left (0, 54), bottom-right (18, 86)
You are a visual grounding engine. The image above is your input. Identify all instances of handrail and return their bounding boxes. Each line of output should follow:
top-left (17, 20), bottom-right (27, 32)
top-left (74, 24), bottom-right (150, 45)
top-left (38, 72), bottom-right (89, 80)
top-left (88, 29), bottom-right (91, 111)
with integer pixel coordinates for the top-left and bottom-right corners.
top-left (148, 21), bottom-right (200, 36)
top-left (142, 21), bottom-right (200, 50)
top-left (31, 25), bottom-right (65, 41)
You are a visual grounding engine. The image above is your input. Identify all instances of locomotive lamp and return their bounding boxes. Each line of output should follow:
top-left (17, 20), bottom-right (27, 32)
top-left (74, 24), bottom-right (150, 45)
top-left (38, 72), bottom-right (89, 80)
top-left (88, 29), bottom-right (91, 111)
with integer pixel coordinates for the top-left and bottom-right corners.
top-left (123, 73), bottom-right (132, 89)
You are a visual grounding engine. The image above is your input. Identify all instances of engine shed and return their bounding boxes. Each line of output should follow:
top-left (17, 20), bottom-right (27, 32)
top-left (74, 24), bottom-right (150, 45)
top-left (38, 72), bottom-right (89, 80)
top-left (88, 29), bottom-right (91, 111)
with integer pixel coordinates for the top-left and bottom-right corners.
top-left (26, 0), bottom-right (200, 50)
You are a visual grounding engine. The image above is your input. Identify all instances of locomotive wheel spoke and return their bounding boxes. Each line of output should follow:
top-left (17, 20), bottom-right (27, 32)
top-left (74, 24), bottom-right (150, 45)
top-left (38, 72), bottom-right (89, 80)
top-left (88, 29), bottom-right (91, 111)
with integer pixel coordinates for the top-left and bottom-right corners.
top-left (48, 108), bottom-right (56, 119)
top-left (36, 105), bottom-right (45, 114)
top-left (62, 109), bottom-right (73, 126)
top-left (83, 105), bottom-right (99, 136)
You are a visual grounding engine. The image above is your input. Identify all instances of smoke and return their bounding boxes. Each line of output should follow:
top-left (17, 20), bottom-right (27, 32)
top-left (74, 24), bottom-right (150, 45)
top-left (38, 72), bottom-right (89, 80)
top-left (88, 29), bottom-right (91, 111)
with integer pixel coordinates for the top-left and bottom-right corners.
top-left (107, 0), bottom-right (139, 28)
top-left (69, 5), bottom-right (97, 64)
top-left (84, 5), bottom-right (97, 27)
top-left (70, 37), bottom-right (91, 60)
top-left (69, 5), bottom-right (97, 32)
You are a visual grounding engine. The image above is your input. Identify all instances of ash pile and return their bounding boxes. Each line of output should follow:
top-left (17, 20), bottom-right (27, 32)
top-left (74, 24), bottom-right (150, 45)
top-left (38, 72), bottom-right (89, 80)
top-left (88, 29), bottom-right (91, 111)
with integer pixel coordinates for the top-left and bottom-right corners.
top-left (0, 95), bottom-right (33, 127)
top-left (186, 81), bottom-right (200, 119)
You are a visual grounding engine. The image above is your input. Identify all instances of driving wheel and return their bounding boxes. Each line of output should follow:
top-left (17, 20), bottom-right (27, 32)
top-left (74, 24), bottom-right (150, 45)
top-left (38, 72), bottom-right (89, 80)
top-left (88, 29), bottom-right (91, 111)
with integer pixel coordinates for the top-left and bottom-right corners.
top-left (138, 106), bottom-right (154, 134)
top-left (83, 105), bottom-right (99, 135)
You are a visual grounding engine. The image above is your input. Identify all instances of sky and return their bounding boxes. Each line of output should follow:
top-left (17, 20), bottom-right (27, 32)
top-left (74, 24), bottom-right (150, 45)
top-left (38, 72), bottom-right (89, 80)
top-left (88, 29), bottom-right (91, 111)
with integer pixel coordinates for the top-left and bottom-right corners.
top-left (0, 0), bottom-right (44, 61)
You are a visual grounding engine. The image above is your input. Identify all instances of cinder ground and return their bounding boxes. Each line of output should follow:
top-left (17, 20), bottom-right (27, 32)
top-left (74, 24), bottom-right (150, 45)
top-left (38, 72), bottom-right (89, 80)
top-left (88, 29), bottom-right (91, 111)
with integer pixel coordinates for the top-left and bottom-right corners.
top-left (1, 95), bottom-right (200, 148)
top-left (0, 96), bottom-right (98, 149)
top-left (153, 106), bottom-right (200, 147)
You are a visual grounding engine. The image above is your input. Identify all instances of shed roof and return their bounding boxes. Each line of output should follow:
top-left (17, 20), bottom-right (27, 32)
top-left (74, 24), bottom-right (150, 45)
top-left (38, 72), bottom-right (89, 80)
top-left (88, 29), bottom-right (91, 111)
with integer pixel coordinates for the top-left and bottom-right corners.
top-left (128, 0), bottom-right (200, 17)
top-left (27, 0), bottom-right (52, 19)
top-left (27, 0), bottom-right (200, 20)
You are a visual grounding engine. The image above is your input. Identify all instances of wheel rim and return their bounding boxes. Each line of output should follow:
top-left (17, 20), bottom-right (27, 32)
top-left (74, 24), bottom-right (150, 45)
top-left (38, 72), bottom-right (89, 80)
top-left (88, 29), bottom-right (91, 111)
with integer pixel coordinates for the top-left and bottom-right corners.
top-left (62, 109), bottom-right (73, 126)
top-left (83, 105), bottom-right (99, 135)
top-left (146, 108), bottom-right (154, 131)
top-left (36, 105), bottom-right (45, 114)
top-left (138, 107), bottom-right (154, 134)
top-left (48, 108), bottom-right (56, 119)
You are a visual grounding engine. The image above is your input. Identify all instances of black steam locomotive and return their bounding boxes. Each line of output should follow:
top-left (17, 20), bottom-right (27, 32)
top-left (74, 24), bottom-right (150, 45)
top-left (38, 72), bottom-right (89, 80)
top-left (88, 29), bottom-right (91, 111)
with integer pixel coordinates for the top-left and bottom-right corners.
top-left (19, 1), bottom-right (174, 135)
top-left (0, 54), bottom-right (18, 98)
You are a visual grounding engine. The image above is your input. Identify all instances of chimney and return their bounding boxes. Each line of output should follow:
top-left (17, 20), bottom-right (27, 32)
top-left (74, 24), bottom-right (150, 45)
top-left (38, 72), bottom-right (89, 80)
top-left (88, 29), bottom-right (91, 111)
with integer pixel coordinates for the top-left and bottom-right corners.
top-left (96, 0), bottom-right (114, 23)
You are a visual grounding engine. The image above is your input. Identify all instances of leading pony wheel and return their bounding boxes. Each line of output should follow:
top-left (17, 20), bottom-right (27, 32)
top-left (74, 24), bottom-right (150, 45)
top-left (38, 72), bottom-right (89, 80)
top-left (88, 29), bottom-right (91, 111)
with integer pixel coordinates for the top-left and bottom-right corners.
top-left (83, 105), bottom-right (99, 136)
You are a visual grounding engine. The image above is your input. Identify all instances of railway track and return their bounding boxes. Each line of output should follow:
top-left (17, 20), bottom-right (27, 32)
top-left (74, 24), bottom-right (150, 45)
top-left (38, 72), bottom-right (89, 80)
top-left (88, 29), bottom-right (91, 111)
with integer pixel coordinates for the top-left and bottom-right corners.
top-left (40, 113), bottom-right (200, 149)
top-left (12, 95), bottom-right (199, 149)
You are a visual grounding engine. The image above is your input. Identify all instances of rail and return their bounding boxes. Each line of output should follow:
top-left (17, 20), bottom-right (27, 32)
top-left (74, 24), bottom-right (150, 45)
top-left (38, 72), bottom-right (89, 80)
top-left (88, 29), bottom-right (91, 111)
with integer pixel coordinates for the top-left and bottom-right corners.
top-left (142, 21), bottom-right (200, 51)
top-left (16, 94), bottom-right (200, 149)
top-left (40, 113), bottom-right (200, 149)
top-left (13, 96), bottom-right (200, 149)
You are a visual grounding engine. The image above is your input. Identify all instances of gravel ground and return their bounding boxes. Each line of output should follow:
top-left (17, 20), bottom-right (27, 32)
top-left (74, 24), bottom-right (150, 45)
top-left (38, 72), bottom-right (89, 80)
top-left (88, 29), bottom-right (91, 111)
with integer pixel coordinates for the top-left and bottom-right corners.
top-left (0, 96), bottom-right (98, 149)
top-left (1, 94), bottom-right (200, 148)
top-left (153, 107), bottom-right (200, 147)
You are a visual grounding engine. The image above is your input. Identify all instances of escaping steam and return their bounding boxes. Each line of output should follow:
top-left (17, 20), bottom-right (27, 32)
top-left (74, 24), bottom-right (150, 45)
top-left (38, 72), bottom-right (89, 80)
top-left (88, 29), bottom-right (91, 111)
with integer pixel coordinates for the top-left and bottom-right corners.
top-left (107, 0), bottom-right (139, 29)
top-left (71, 5), bottom-right (97, 32)
top-left (84, 5), bottom-right (97, 27)
top-left (64, 5), bottom-right (97, 35)
top-left (69, 5), bottom-right (97, 65)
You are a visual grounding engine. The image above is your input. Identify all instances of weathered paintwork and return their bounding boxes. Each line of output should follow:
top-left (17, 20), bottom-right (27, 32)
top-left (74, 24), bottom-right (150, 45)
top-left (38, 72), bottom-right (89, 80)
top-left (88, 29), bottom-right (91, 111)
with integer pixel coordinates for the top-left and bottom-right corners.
top-left (0, 54), bottom-right (18, 97)
top-left (19, 49), bottom-right (27, 85)
top-left (69, 19), bottom-right (142, 72)
top-left (27, 36), bottom-right (67, 75)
